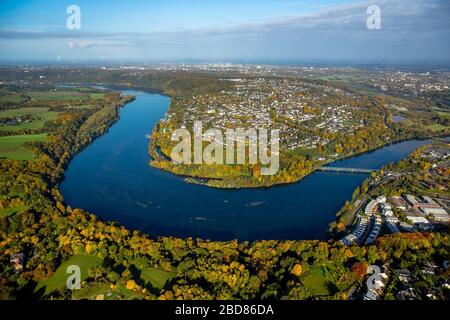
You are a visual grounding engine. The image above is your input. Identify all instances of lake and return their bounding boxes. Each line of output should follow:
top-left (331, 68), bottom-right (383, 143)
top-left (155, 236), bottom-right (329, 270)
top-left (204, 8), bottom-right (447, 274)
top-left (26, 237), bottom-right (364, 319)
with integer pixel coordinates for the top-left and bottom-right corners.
top-left (60, 90), bottom-right (433, 241)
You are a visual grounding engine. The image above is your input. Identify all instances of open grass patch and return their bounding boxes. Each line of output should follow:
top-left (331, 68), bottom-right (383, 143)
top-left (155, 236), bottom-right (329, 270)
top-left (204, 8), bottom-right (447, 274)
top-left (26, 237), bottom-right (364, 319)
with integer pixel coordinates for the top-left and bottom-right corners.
top-left (72, 282), bottom-right (111, 300)
top-left (72, 282), bottom-right (147, 300)
top-left (0, 133), bottom-right (47, 160)
top-left (425, 123), bottom-right (448, 132)
top-left (35, 254), bottom-right (103, 297)
top-left (299, 266), bottom-right (331, 296)
top-left (131, 258), bottom-right (176, 290)
top-left (89, 93), bottom-right (105, 100)
top-left (0, 206), bottom-right (28, 218)
top-left (29, 91), bottom-right (86, 101)
top-left (0, 107), bottom-right (58, 132)
top-left (28, 91), bottom-right (105, 101)
top-left (299, 264), bottom-right (359, 298)
top-left (67, 104), bottom-right (93, 110)
top-left (140, 267), bottom-right (176, 290)
top-left (0, 95), bottom-right (24, 104)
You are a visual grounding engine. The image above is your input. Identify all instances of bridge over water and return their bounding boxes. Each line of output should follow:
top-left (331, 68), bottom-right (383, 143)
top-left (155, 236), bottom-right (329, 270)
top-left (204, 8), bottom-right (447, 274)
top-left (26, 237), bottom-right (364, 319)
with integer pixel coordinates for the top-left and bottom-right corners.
top-left (317, 166), bottom-right (375, 174)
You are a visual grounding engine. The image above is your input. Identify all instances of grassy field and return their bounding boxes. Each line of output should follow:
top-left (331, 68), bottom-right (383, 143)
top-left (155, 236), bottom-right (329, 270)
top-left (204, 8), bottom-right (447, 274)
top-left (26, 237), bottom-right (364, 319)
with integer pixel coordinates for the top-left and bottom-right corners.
top-left (299, 264), bottom-right (358, 298)
top-left (35, 255), bottom-right (103, 297)
top-left (140, 267), bottom-right (176, 290)
top-left (89, 93), bottom-right (105, 100)
top-left (29, 91), bottom-right (104, 101)
top-left (0, 95), bottom-right (24, 104)
top-left (300, 266), bottom-right (331, 296)
top-left (425, 124), bottom-right (449, 132)
top-left (0, 88), bottom-right (105, 160)
top-left (0, 107), bottom-right (58, 131)
top-left (72, 282), bottom-right (145, 300)
top-left (0, 206), bottom-right (28, 218)
top-left (0, 133), bottom-right (47, 160)
top-left (67, 104), bottom-right (93, 109)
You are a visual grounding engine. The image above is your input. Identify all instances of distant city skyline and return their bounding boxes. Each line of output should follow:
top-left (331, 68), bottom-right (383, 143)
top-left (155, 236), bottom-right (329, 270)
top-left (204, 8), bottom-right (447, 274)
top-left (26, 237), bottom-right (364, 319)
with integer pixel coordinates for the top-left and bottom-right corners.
top-left (0, 0), bottom-right (449, 64)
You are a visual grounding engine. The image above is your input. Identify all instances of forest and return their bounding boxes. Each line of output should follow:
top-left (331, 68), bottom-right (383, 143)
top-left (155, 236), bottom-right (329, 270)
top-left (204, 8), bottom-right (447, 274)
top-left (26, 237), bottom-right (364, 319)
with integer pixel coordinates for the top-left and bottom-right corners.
top-left (0, 69), bottom-right (449, 300)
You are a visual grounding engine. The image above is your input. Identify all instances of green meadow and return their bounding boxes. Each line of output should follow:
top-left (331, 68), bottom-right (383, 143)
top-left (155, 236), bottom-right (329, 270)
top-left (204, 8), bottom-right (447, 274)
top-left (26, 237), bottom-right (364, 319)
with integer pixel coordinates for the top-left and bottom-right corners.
top-left (72, 282), bottom-right (145, 300)
top-left (67, 104), bottom-right (93, 109)
top-left (35, 255), bottom-right (103, 297)
top-left (425, 123), bottom-right (448, 132)
top-left (0, 206), bottom-right (28, 218)
top-left (299, 264), bottom-right (358, 298)
top-left (140, 267), bottom-right (176, 290)
top-left (0, 95), bottom-right (24, 104)
top-left (0, 107), bottom-right (58, 132)
top-left (0, 89), bottom-right (106, 160)
top-left (0, 133), bottom-right (48, 160)
top-left (29, 91), bottom-right (104, 101)
top-left (132, 256), bottom-right (176, 290)
top-left (299, 266), bottom-right (331, 296)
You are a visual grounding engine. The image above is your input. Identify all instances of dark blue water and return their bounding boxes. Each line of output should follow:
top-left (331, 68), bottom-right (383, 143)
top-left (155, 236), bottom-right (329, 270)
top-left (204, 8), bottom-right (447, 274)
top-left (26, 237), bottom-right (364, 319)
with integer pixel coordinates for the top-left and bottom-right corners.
top-left (326, 139), bottom-right (431, 170)
top-left (60, 90), bottom-right (432, 241)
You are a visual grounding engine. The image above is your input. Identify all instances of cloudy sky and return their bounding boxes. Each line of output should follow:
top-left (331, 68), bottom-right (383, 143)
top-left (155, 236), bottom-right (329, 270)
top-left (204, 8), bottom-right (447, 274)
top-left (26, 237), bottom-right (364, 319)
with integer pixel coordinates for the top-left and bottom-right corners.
top-left (0, 0), bottom-right (449, 64)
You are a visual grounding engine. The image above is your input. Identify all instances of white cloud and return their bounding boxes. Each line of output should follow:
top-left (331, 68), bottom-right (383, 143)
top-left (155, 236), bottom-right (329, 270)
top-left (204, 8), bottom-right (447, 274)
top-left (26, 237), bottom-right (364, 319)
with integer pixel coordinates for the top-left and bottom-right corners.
top-left (0, 0), bottom-right (448, 62)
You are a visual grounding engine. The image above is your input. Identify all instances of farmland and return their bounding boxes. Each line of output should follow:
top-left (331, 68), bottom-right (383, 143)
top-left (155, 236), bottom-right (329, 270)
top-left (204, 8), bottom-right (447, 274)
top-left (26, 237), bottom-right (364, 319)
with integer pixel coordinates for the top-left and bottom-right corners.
top-left (0, 107), bottom-right (58, 132)
top-left (28, 91), bottom-right (104, 101)
top-left (0, 95), bottom-right (24, 104)
top-left (0, 133), bottom-right (47, 160)
top-left (0, 87), bottom-right (109, 160)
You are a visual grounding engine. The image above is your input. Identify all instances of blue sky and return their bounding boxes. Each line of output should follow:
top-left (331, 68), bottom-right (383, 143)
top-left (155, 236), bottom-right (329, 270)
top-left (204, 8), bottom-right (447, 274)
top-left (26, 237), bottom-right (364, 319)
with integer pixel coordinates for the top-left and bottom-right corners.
top-left (0, 0), bottom-right (449, 63)
top-left (0, 0), bottom-right (354, 32)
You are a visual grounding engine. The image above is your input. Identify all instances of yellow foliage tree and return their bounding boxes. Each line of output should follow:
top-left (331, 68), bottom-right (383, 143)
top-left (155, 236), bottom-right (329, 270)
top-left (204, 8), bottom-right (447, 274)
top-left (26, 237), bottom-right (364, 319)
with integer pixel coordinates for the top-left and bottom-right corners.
top-left (126, 280), bottom-right (137, 290)
top-left (291, 264), bottom-right (302, 277)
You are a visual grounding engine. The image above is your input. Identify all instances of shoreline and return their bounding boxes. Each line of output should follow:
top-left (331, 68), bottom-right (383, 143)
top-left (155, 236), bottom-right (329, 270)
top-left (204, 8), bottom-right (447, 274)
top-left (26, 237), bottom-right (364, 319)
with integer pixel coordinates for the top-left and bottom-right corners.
top-left (58, 83), bottom-right (449, 191)
top-left (149, 131), bottom-right (449, 190)
top-left (58, 85), bottom-right (448, 242)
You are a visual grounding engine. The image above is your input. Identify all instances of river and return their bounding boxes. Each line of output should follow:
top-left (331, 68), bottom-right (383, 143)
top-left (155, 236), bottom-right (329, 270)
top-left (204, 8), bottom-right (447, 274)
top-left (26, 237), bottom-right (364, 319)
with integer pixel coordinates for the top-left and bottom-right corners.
top-left (60, 89), bottom-right (433, 241)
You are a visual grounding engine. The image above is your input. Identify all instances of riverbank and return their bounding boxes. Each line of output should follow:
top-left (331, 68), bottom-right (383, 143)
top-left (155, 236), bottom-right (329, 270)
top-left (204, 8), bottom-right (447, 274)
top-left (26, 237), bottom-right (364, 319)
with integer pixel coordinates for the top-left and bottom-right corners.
top-left (329, 139), bottom-right (450, 241)
top-left (60, 88), bottom-right (442, 241)
top-left (149, 129), bottom-right (449, 189)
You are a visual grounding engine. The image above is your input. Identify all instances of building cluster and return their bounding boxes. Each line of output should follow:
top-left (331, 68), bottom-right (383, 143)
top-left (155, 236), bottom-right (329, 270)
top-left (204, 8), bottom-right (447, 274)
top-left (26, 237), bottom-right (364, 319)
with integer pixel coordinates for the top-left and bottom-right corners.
top-left (172, 77), bottom-right (364, 151)
top-left (403, 194), bottom-right (449, 223)
top-left (341, 193), bottom-right (449, 246)
top-left (369, 70), bottom-right (450, 96)
top-left (340, 196), bottom-right (387, 246)
top-left (361, 261), bottom-right (450, 300)
top-left (0, 115), bottom-right (33, 126)
top-left (363, 265), bottom-right (389, 300)
top-left (420, 145), bottom-right (450, 161)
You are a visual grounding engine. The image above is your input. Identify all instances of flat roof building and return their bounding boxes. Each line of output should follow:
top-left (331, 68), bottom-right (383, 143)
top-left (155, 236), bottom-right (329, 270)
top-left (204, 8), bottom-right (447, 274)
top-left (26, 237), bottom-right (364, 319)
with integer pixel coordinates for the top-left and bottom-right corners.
top-left (405, 195), bottom-right (420, 208)
top-left (390, 196), bottom-right (408, 210)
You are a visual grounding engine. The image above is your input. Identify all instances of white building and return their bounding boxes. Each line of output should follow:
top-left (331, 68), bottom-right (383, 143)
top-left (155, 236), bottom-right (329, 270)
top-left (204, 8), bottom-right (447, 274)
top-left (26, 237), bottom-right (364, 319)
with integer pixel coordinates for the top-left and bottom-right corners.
top-left (421, 207), bottom-right (449, 222)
